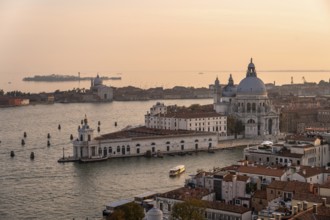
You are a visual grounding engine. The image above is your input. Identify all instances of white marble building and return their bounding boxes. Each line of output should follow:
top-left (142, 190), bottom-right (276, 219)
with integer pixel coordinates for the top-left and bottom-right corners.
top-left (145, 102), bottom-right (227, 136)
top-left (90, 74), bottom-right (113, 101)
top-left (213, 59), bottom-right (280, 138)
top-left (72, 117), bottom-right (217, 159)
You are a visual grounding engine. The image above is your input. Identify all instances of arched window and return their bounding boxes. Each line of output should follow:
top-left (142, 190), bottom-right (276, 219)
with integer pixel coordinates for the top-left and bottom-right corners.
top-left (208, 138), bottom-right (212, 141)
top-left (180, 140), bottom-right (185, 143)
top-left (247, 119), bottom-right (255, 124)
top-left (127, 145), bottom-right (130, 152)
top-left (98, 147), bottom-right (102, 155)
top-left (80, 134), bottom-right (83, 141)
top-left (166, 141), bottom-right (170, 144)
top-left (136, 143), bottom-right (140, 147)
top-left (109, 147), bottom-right (112, 154)
top-left (117, 146), bottom-right (120, 152)
top-left (195, 139), bottom-right (199, 142)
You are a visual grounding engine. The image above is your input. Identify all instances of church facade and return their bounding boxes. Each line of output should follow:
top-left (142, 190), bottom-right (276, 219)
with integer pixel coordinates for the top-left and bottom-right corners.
top-left (90, 74), bottom-right (113, 101)
top-left (213, 59), bottom-right (280, 138)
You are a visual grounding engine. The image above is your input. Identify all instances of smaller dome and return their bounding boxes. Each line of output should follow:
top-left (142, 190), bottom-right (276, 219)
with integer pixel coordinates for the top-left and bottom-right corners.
top-left (222, 85), bottom-right (237, 97)
top-left (93, 74), bottom-right (103, 86)
top-left (147, 207), bottom-right (163, 220)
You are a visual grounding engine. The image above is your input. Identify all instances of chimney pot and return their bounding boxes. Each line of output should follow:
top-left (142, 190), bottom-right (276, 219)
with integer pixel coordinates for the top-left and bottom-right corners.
top-left (313, 204), bottom-right (317, 214)
top-left (303, 201), bottom-right (308, 210)
top-left (293, 206), bottom-right (298, 215)
top-left (297, 202), bottom-right (302, 212)
top-left (322, 197), bottom-right (327, 206)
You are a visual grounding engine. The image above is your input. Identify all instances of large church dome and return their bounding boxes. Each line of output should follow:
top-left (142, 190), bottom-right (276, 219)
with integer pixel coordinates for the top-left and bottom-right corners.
top-left (236, 59), bottom-right (267, 96)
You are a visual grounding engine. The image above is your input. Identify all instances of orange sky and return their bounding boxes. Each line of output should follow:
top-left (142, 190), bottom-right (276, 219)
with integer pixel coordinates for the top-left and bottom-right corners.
top-left (0, 0), bottom-right (330, 89)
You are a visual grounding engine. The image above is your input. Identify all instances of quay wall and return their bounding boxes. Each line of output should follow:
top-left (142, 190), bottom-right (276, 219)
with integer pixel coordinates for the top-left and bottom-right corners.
top-left (217, 138), bottom-right (262, 149)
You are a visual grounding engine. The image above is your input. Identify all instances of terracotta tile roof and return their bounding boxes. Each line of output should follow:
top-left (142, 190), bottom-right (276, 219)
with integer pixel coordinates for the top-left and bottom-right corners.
top-left (293, 193), bottom-right (330, 204)
top-left (205, 201), bottom-right (251, 214)
top-left (220, 165), bottom-right (240, 172)
top-left (296, 166), bottom-right (324, 178)
top-left (253, 190), bottom-right (267, 200)
top-left (237, 175), bottom-right (250, 182)
top-left (291, 205), bottom-right (330, 220)
top-left (237, 165), bottom-right (286, 177)
top-left (195, 171), bottom-right (213, 178)
top-left (158, 187), bottom-right (212, 201)
top-left (268, 181), bottom-right (311, 194)
top-left (222, 173), bottom-right (250, 182)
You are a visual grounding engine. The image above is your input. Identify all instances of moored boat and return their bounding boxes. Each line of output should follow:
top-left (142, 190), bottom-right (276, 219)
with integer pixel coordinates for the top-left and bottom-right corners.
top-left (169, 165), bottom-right (185, 177)
top-left (79, 156), bottom-right (108, 163)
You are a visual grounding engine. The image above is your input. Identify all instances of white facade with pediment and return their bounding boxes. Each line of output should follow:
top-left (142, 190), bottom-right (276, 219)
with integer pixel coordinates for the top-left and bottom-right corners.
top-left (213, 59), bottom-right (280, 138)
top-left (90, 74), bottom-right (113, 101)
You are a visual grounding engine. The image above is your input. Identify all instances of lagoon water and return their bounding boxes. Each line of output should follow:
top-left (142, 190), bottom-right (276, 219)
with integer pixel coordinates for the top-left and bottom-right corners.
top-left (0, 99), bottom-right (243, 219)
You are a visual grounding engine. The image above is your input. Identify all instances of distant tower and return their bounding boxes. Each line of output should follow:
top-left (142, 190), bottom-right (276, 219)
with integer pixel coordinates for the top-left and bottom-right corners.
top-left (78, 115), bottom-right (94, 142)
top-left (291, 76), bottom-right (293, 84)
top-left (213, 76), bottom-right (221, 104)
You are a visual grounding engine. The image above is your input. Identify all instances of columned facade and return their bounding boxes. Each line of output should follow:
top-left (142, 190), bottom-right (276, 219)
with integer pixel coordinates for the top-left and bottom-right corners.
top-left (213, 59), bottom-right (280, 139)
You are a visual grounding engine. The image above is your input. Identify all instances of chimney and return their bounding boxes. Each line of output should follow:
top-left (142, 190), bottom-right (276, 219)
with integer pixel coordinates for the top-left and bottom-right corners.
top-left (293, 206), bottom-right (298, 215)
top-left (276, 213), bottom-right (282, 220)
top-left (303, 201), bottom-right (308, 210)
top-left (313, 204), bottom-right (317, 214)
top-left (322, 198), bottom-right (327, 206)
top-left (297, 202), bottom-right (302, 212)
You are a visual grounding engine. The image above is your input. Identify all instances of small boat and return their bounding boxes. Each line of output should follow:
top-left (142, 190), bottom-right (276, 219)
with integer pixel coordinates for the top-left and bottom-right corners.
top-left (169, 165), bottom-right (185, 177)
top-left (79, 156), bottom-right (108, 163)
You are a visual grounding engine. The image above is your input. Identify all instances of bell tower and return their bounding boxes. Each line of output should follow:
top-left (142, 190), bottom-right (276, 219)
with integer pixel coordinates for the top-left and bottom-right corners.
top-left (213, 76), bottom-right (222, 104)
top-left (78, 115), bottom-right (94, 142)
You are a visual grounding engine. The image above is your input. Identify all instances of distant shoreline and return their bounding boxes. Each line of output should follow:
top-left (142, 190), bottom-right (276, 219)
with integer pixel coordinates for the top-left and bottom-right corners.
top-left (23, 74), bottom-right (121, 82)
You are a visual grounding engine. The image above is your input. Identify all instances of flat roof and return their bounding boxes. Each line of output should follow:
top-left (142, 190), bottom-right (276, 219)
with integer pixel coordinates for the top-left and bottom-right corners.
top-left (105, 198), bottom-right (133, 208)
top-left (95, 126), bottom-right (216, 141)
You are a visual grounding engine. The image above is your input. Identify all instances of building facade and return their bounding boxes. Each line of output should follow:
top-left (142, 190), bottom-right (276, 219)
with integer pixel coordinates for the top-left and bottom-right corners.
top-left (213, 59), bottom-right (280, 139)
top-left (145, 102), bottom-right (227, 137)
top-left (90, 74), bottom-right (113, 101)
top-left (72, 117), bottom-right (218, 159)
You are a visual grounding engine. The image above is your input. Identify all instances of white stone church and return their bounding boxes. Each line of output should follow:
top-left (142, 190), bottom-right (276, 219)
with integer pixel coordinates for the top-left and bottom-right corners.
top-left (213, 59), bottom-right (280, 138)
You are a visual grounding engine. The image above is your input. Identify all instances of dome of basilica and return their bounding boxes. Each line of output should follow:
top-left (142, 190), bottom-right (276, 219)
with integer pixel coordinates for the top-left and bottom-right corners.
top-left (236, 59), bottom-right (267, 96)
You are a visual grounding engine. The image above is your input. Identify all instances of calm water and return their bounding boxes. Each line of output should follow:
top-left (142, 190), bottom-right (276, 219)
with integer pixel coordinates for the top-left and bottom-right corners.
top-left (0, 99), bottom-right (243, 220)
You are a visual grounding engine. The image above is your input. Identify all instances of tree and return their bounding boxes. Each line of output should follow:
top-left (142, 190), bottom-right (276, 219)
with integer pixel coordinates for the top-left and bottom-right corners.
top-left (107, 202), bottom-right (144, 220)
top-left (171, 199), bottom-right (206, 220)
top-left (0, 89), bottom-right (4, 96)
top-left (227, 116), bottom-right (244, 138)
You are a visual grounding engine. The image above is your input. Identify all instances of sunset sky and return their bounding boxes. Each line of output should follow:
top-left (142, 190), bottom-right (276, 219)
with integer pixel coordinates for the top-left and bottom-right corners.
top-left (0, 0), bottom-right (330, 91)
